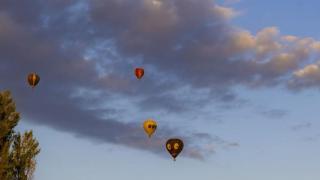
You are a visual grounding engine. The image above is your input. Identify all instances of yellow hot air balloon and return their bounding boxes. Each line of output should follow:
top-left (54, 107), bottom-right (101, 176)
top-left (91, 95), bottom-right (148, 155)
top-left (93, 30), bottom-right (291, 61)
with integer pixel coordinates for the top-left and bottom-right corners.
top-left (143, 119), bottom-right (157, 138)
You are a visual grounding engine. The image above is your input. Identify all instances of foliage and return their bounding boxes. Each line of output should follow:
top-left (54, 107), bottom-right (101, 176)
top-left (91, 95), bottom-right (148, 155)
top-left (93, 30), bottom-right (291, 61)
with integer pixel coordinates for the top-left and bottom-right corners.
top-left (0, 91), bottom-right (40, 180)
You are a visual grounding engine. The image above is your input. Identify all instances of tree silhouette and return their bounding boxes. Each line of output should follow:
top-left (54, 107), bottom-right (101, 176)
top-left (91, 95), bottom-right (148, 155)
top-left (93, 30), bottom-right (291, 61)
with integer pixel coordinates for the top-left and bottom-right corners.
top-left (0, 91), bottom-right (40, 180)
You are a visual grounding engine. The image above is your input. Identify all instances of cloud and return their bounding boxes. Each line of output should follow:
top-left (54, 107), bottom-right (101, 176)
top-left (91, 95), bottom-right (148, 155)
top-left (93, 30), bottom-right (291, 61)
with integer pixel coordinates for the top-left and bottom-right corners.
top-left (1, 0), bottom-right (320, 160)
top-left (259, 109), bottom-right (288, 119)
top-left (213, 5), bottom-right (239, 19)
top-left (88, 0), bottom-right (320, 91)
top-left (0, 0), bottom-right (242, 160)
top-left (302, 134), bottom-right (320, 142)
top-left (289, 62), bottom-right (320, 89)
top-left (282, 35), bottom-right (299, 42)
top-left (223, 0), bottom-right (241, 5)
top-left (291, 122), bottom-right (312, 131)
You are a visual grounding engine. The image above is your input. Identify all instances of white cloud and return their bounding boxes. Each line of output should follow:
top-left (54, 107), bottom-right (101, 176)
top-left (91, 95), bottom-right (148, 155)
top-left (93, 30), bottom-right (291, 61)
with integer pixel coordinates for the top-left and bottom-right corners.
top-left (282, 35), bottom-right (298, 42)
top-left (213, 5), bottom-right (239, 19)
top-left (294, 63), bottom-right (320, 78)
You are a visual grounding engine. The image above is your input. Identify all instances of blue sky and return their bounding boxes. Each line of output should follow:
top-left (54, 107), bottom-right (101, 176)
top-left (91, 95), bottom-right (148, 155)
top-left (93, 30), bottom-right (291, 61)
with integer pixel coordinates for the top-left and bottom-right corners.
top-left (229, 0), bottom-right (320, 37)
top-left (1, 0), bottom-right (320, 179)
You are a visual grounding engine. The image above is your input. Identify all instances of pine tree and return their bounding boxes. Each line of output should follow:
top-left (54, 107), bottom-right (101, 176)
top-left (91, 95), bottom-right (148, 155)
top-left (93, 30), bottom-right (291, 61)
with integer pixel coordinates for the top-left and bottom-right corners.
top-left (0, 90), bottom-right (40, 180)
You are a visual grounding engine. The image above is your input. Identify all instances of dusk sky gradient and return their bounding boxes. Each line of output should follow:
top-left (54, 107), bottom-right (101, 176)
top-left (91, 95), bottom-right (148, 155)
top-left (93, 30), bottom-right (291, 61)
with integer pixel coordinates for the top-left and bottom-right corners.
top-left (1, 0), bottom-right (320, 179)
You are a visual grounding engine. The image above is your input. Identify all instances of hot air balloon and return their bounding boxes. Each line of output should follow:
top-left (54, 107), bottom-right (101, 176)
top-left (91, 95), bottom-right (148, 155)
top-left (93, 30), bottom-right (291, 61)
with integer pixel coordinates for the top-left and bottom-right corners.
top-left (135, 68), bottom-right (144, 79)
top-left (166, 138), bottom-right (184, 161)
top-left (27, 72), bottom-right (40, 88)
top-left (143, 119), bottom-right (157, 138)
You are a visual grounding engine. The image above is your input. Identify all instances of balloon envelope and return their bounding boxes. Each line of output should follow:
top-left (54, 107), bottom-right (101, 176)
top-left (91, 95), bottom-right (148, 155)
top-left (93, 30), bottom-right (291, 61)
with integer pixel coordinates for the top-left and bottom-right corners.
top-left (143, 119), bottom-right (157, 138)
top-left (135, 68), bottom-right (144, 79)
top-left (27, 73), bottom-right (40, 88)
top-left (166, 138), bottom-right (184, 161)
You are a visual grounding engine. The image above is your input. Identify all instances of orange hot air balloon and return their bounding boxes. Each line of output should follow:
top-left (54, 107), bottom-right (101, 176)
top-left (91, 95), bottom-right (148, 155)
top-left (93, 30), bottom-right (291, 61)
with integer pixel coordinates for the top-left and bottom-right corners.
top-left (135, 68), bottom-right (144, 79)
top-left (27, 72), bottom-right (40, 88)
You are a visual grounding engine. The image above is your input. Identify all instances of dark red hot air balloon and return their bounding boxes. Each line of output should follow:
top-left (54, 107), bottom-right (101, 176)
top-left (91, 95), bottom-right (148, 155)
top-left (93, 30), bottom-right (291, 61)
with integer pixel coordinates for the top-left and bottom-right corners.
top-left (27, 72), bottom-right (40, 88)
top-left (135, 68), bottom-right (144, 80)
top-left (166, 138), bottom-right (184, 161)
